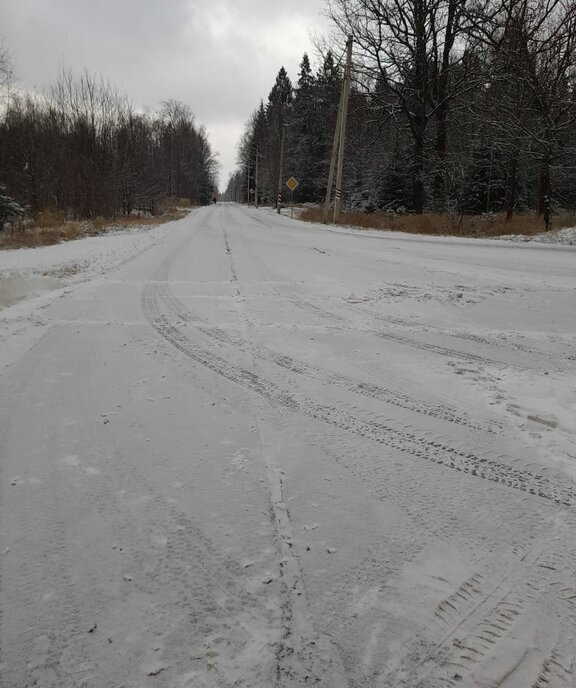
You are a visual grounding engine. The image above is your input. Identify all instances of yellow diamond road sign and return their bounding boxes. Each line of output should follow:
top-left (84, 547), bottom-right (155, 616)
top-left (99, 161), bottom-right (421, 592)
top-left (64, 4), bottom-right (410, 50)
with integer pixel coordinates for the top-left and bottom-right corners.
top-left (286, 176), bottom-right (299, 191)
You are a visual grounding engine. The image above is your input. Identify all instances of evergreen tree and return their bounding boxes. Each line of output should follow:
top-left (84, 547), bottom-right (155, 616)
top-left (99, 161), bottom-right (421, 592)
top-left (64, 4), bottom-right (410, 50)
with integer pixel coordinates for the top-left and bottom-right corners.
top-left (290, 54), bottom-right (318, 202)
top-left (266, 67), bottom-right (293, 206)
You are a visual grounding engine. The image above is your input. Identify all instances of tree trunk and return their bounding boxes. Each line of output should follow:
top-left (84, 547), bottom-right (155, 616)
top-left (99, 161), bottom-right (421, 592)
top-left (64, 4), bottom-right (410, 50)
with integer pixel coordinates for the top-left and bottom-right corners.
top-left (539, 153), bottom-right (552, 230)
top-left (413, 132), bottom-right (425, 214)
top-left (412, 0), bottom-right (427, 215)
top-left (505, 156), bottom-right (517, 221)
top-left (432, 0), bottom-right (457, 212)
top-left (433, 106), bottom-right (448, 211)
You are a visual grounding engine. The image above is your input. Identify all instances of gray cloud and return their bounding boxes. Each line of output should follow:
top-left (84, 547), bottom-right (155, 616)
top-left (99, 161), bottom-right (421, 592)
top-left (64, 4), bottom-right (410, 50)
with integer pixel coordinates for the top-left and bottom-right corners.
top-left (1, 0), bottom-right (331, 186)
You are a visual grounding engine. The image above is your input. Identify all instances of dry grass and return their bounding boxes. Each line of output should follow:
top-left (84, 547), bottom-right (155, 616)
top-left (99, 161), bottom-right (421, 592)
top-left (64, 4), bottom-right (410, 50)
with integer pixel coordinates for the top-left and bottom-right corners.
top-left (299, 207), bottom-right (576, 238)
top-left (0, 206), bottom-right (188, 250)
top-left (0, 222), bottom-right (85, 249)
top-left (34, 209), bottom-right (68, 228)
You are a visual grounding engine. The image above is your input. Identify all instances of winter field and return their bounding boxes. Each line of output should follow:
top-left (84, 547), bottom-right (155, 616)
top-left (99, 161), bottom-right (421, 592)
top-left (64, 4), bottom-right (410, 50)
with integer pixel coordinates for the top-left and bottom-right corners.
top-left (0, 204), bottom-right (575, 687)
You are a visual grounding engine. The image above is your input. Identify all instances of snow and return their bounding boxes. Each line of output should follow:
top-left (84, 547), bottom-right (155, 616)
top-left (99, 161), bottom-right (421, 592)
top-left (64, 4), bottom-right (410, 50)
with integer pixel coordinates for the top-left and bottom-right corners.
top-left (0, 221), bottom-right (176, 307)
top-left (0, 220), bottom-right (177, 370)
top-left (0, 204), bottom-right (575, 687)
top-left (497, 225), bottom-right (576, 246)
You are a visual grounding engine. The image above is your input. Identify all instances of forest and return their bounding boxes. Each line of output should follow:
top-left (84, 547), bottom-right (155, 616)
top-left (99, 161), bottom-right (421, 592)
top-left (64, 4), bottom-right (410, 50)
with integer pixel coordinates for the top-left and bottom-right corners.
top-left (225, 0), bottom-right (576, 231)
top-left (0, 59), bottom-right (218, 226)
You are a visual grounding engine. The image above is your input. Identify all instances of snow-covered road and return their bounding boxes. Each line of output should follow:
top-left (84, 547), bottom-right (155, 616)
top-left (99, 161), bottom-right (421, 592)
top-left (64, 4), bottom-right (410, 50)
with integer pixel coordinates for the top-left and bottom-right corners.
top-left (1, 204), bottom-right (575, 688)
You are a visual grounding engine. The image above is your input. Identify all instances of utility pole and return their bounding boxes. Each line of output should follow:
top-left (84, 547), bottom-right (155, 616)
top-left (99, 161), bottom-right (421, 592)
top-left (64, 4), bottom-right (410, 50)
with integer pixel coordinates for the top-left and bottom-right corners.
top-left (246, 165), bottom-right (250, 206)
top-left (276, 124), bottom-right (286, 214)
top-left (323, 87), bottom-right (345, 224)
top-left (255, 150), bottom-right (259, 209)
top-left (334, 35), bottom-right (353, 224)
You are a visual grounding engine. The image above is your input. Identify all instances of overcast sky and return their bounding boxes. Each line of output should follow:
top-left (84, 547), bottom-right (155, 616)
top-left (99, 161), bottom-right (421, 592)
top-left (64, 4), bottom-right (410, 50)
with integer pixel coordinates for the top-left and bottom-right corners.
top-left (1, 0), bottom-right (333, 189)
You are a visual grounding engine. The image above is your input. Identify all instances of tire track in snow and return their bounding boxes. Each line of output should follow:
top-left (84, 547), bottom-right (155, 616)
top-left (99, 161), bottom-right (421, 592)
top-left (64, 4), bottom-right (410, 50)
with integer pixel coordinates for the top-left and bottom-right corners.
top-left (76, 350), bottom-right (279, 679)
top-left (240, 209), bottom-right (563, 378)
top-left (72, 437), bottom-right (277, 688)
top-left (373, 329), bottom-right (534, 370)
top-left (401, 522), bottom-right (576, 688)
top-left (344, 299), bottom-right (545, 354)
top-left (259, 382), bottom-right (567, 685)
top-left (230, 208), bottom-right (576, 686)
top-left (151, 215), bottom-right (569, 528)
top-left (1, 222), bottom-right (279, 688)
top-left (344, 295), bottom-right (576, 366)
top-left (232, 214), bottom-right (507, 430)
top-left (267, 410), bottom-right (567, 688)
top-left (0, 379), bottom-right (98, 688)
top-left (141, 278), bottom-right (576, 510)
top-left (434, 574), bottom-right (486, 626)
top-left (157, 286), bottom-right (501, 436)
top-left (143, 208), bottom-right (575, 687)
top-left (220, 209), bottom-right (349, 687)
top-left (206, 211), bottom-right (504, 436)
top-left (240, 207), bottom-right (572, 372)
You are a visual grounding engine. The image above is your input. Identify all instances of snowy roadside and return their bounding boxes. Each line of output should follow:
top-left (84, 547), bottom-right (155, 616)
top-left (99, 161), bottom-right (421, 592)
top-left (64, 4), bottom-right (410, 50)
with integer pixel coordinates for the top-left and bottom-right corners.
top-left (0, 216), bottom-right (187, 370)
top-left (271, 205), bottom-right (576, 246)
top-left (0, 219), bottom-right (185, 309)
top-left (495, 225), bottom-right (576, 245)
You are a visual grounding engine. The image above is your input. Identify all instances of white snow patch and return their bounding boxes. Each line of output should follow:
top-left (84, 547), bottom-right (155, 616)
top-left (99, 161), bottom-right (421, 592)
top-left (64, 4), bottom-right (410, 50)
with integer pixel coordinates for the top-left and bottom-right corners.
top-left (497, 225), bottom-right (576, 246)
top-left (0, 219), bottom-right (183, 311)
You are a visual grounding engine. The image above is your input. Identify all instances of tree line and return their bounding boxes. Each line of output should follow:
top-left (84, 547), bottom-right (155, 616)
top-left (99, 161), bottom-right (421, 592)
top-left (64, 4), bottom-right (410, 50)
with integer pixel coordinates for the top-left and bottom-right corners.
top-left (225, 0), bottom-right (576, 229)
top-left (0, 65), bottom-right (219, 223)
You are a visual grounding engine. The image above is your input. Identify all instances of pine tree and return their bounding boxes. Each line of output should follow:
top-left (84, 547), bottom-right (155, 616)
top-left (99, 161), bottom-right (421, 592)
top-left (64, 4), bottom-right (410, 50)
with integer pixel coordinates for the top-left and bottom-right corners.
top-left (290, 53), bottom-right (318, 201)
top-left (266, 68), bottom-right (293, 206)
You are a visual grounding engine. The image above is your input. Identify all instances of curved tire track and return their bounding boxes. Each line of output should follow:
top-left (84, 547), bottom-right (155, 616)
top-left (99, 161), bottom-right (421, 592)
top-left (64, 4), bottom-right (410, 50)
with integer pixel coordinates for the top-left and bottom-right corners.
top-left (141, 280), bottom-right (576, 510)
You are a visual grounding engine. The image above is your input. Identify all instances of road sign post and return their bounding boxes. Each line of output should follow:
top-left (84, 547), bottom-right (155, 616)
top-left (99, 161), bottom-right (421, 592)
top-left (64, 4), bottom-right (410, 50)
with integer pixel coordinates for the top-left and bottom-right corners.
top-left (286, 177), bottom-right (298, 218)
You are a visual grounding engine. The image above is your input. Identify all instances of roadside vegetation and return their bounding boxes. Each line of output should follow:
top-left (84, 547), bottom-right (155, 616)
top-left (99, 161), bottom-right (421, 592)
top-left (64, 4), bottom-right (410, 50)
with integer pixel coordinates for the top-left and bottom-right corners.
top-left (0, 200), bottom-right (190, 250)
top-left (226, 0), bottom-right (576, 235)
top-left (298, 208), bottom-right (576, 238)
top-left (0, 51), bottom-right (219, 248)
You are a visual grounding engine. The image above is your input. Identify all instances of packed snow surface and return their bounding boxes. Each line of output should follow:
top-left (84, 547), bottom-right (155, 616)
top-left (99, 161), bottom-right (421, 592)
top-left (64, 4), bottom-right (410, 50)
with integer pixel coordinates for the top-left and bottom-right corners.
top-left (1, 205), bottom-right (575, 688)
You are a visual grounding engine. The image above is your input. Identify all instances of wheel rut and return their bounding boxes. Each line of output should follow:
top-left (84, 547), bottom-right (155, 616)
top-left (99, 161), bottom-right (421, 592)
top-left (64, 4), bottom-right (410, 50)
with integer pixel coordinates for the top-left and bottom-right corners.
top-left (219, 208), bottom-right (349, 687)
top-left (162, 212), bottom-right (504, 438)
top-left (141, 278), bottom-right (576, 511)
top-left (141, 209), bottom-right (576, 686)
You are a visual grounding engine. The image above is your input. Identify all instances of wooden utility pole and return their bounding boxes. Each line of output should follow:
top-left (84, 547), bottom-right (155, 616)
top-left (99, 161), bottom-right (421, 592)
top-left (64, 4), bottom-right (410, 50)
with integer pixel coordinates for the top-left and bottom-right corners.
top-left (322, 86), bottom-right (345, 224)
top-left (246, 166), bottom-right (250, 205)
top-left (334, 35), bottom-right (353, 224)
top-left (276, 124), bottom-right (286, 213)
top-left (255, 150), bottom-right (259, 209)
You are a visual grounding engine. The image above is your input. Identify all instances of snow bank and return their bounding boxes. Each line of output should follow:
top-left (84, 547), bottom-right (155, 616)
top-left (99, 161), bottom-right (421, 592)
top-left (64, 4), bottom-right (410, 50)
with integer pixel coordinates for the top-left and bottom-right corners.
top-left (0, 221), bottom-right (177, 310)
top-left (279, 206), bottom-right (576, 246)
top-left (497, 226), bottom-right (576, 246)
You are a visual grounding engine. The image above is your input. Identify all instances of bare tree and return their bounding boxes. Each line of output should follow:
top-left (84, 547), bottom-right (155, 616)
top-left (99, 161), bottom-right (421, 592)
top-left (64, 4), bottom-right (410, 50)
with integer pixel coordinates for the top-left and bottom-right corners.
top-left (0, 67), bottom-right (218, 220)
top-left (327, 0), bottom-right (474, 212)
top-left (0, 40), bottom-right (12, 94)
top-left (467, 0), bottom-right (576, 228)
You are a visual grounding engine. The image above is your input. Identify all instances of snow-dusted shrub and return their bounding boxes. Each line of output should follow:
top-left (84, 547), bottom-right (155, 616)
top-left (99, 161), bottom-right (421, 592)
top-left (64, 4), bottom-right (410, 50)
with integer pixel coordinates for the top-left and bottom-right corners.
top-left (0, 185), bottom-right (24, 229)
top-left (348, 190), bottom-right (377, 214)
